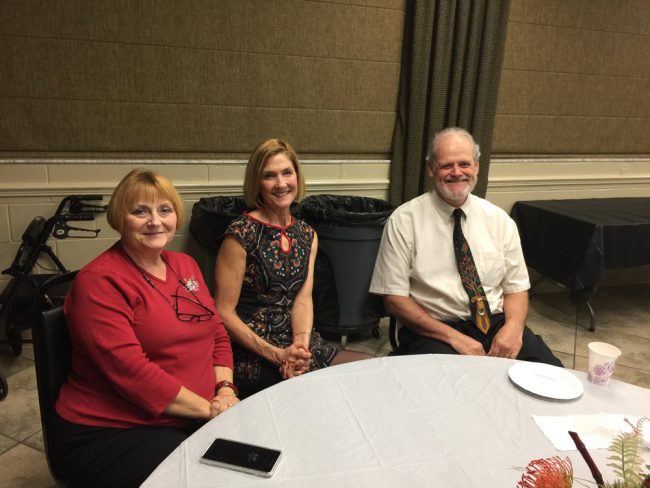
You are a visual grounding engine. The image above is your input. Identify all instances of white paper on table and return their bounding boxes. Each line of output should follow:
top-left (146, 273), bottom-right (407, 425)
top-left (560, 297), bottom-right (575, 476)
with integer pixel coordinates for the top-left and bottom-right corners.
top-left (532, 414), bottom-right (642, 451)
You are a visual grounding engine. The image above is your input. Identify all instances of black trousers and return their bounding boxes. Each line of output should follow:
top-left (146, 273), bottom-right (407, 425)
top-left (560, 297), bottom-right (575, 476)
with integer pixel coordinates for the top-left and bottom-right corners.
top-left (48, 412), bottom-right (201, 488)
top-left (398, 313), bottom-right (562, 367)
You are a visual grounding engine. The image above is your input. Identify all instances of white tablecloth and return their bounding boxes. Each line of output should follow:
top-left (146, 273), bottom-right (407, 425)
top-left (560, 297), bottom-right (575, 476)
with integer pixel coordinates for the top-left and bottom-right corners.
top-left (143, 355), bottom-right (650, 487)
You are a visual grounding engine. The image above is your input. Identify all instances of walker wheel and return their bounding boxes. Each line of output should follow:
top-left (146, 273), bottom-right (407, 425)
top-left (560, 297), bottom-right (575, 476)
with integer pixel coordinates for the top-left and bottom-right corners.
top-left (0, 373), bottom-right (8, 400)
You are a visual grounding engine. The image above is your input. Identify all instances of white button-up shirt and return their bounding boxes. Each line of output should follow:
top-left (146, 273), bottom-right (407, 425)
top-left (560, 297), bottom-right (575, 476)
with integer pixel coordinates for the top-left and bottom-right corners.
top-left (370, 191), bottom-right (529, 322)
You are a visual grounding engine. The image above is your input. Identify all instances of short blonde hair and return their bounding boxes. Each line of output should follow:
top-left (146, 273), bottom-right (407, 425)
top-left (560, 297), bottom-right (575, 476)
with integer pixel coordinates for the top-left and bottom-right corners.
top-left (106, 169), bottom-right (184, 233)
top-left (243, 138), bottom-right (306, 209)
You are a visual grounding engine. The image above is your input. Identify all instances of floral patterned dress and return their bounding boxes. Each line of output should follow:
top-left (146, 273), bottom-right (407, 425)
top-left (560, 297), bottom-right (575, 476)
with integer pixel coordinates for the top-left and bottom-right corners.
top-left (225, 213), bottom-right (338, 391)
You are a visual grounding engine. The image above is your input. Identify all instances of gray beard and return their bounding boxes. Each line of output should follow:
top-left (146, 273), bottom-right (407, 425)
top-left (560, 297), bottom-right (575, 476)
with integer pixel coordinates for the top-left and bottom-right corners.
top-left (435, 177), bottom-right (477, 203)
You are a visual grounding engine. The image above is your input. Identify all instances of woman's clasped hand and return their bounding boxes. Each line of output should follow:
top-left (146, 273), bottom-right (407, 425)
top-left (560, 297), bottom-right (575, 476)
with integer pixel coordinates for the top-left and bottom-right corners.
top-left (279, 343), bottom-right (312, 379)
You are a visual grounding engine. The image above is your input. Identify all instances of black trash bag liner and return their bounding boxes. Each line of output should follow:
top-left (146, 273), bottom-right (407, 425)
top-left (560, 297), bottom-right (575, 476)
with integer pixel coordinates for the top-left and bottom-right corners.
top-left (300, 195), bottom-right (395, 227)
top-left (189, 196), bottom-right (248, 255)
top-left (190, 196), bottom-right (303, 255)
top-left (312, 251), bottom-right (339, 327)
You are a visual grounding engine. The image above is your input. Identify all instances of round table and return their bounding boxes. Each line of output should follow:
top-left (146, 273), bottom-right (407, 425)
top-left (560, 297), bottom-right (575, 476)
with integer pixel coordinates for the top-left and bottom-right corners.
top-left (143, 355), bottom-right (650, 487)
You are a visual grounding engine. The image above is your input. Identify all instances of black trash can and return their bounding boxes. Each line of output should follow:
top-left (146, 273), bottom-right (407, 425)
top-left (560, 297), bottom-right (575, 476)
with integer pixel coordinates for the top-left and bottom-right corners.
top-left (189, 196), bottom-right (248, 293)
top-left (301, 195), bottom-right (395, 347)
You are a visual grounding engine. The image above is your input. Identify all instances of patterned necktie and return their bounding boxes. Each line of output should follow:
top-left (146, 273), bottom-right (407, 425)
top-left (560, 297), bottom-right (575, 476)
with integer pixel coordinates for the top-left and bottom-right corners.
top-left (452, 208), bottom-right (492, 334)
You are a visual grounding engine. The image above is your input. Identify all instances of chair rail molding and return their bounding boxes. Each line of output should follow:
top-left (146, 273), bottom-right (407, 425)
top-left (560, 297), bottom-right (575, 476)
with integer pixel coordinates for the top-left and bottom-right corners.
top-left (488, 156), bottom-right (650, 190)
top-left (0, 158), bottom-right (391, 198)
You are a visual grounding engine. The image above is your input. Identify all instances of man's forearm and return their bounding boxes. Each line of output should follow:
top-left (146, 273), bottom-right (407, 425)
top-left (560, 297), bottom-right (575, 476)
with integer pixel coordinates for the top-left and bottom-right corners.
top-left (501, 290), bottom-right (528, 330)
top-left (384, 295), bottom-right (456, 343)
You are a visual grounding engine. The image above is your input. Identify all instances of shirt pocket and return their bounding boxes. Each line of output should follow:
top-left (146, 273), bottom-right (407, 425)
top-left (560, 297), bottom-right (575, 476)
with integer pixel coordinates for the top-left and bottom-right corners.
top-left (475, 250), bottom-right (505, 287)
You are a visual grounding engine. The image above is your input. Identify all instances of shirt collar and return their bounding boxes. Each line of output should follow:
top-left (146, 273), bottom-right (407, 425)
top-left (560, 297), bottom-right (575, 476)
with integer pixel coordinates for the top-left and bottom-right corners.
top-left (429, 190), bottom-right (473, 222)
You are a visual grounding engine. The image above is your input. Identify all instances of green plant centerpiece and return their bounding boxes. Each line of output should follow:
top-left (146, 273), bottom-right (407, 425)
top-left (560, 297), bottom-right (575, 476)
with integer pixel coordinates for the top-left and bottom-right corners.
top-left (518, 417), bottom-right (649, 488)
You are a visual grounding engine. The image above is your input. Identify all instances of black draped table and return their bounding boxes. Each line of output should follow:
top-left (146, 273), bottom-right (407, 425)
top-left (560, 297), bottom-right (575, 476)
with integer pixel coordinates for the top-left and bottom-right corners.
top-left (510, 198), bottom-right (650, 329)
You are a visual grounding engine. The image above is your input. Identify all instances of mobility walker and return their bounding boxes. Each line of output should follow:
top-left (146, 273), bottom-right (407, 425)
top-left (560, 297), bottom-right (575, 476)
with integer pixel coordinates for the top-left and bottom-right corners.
top-left (0, 195), bottom-right (106, 360)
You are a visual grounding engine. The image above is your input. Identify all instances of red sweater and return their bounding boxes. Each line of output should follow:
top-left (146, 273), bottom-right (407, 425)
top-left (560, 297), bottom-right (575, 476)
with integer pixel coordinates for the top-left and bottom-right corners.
top-left (57, 244), bottom-right (233, 428)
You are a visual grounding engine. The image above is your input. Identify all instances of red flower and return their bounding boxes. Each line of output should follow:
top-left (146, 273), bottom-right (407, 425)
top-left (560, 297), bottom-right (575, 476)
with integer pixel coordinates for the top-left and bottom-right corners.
top-left (518, 457), bottom-right (573, 488)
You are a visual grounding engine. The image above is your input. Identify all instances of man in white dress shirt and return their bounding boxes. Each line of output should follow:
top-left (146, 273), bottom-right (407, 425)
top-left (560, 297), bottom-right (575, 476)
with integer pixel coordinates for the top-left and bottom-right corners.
top-left (370, 127), bottom-right (561, 365)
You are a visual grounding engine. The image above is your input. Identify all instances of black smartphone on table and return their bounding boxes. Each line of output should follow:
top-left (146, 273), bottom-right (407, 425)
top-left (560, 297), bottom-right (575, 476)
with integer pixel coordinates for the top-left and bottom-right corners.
top-left (200, 438), bottom-right (282, 478)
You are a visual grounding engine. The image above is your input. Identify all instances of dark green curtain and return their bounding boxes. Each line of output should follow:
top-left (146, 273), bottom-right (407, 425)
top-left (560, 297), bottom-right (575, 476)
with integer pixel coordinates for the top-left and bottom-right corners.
top-left (389, 0), bottom-right (511, 205)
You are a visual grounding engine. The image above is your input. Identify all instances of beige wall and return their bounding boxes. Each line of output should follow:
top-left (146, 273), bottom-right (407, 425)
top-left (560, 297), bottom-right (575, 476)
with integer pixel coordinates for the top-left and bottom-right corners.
top-left (495, 0), bottom-right (650, 155)
top-left (0, 0), bottom-right (404, 159)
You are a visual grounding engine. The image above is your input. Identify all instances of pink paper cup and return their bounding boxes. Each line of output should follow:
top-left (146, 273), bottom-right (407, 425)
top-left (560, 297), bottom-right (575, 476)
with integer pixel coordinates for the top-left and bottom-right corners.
top-left (587, 342), bottom-right (621, 385)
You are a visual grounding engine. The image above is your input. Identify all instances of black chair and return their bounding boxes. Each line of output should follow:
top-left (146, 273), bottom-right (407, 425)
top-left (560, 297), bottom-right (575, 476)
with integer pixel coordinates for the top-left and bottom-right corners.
top-left (388, 315), bottom-right (403, 355)
top-left (32, 271), bottom-right (78, 487)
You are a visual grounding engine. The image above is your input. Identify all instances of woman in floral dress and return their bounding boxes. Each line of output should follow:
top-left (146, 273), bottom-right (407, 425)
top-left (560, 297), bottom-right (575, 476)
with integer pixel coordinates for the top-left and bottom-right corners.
top-left (215, 138), bottom-right (371, 398)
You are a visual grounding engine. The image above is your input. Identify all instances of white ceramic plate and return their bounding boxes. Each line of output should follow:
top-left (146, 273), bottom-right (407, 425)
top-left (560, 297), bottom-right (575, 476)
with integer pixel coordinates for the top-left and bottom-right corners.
top-left (508, 362), bottom-right (584, 400)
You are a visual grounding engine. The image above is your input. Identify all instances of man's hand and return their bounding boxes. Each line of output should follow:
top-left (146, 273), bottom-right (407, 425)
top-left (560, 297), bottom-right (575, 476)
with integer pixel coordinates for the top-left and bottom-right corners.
top-left (449, 333), bottom-right (486, 356)
top-left (487, 323), bottom-right (523, 359)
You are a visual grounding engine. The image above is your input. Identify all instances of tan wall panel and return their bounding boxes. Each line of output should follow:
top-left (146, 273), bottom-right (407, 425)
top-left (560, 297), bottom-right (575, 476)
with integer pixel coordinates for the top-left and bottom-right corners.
top-left (510, 0), bottom-right (650, 35)
top-left (325, 0), bottom-right (405, 9)
top-left (243, 0), bottom-right (403, 62)
top-left (578, 77), bottom-right (650, 118)
top-left (508, 0), bottom-right (583, 26)
top-left (503, 23), bottom-right (589, 74)
top-left (596, 31), bottom-right (650, 77)
top-left (580, 0), bottom-right (650, 34)
top-left (1, 99), bottom-right (395, 155)
top-left (0, 0), bottom-right (405, 57)
top-left (0, 37), bottom-right (245, 105)
top-left (494, 115), bottom-right (650, 154)
top-left (1, 38), bottom-right (400, 112)
top-left (504, 23), bottom-right (607, 75)
top-left (0, 0), bottom-right (244, 50)
top-left (242, 54), bottom-right (400, 112)
top-left (498, 71), bottom-right (650, 118)
top-left (497, 0), bottom-right (650, 155)
top-left (0, 1), bottom-right (404, 158)
top-left (497, 71), bottom-right (583, 116)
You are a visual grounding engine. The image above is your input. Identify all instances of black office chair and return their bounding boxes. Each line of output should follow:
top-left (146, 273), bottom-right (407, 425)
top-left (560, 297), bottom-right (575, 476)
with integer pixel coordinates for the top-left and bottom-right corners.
top-left (32, 271), bottom-right (78, 487)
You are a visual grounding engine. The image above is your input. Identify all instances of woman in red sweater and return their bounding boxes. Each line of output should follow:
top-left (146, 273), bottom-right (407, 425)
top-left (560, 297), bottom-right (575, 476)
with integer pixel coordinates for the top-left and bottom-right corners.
top-left (49, 169), bottom-right (237, 487)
